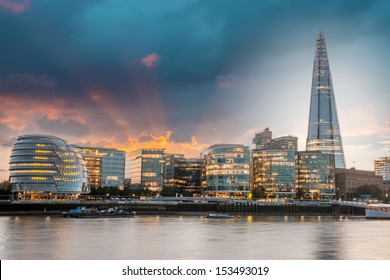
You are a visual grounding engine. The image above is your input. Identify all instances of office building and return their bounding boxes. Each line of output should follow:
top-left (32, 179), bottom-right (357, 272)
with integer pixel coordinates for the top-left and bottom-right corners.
top-left (9, 134), bottom-right (89, 199)
top-left (297, 151), bottom-right (335, 199)
top-left (252, 150), bottom-right (296, 198)
top-left (253, 128), bottom-right (297, 151)
top-left (374, 157), bottom-right (390, 181)
top-left (164, 154), bottom-right (202, 193)
top-left (126, 148), bottom-right (165, 192)
top-left (306, 31), bottom-right (346, 168)
top-left (335, 168), bottom-right (384, 200)
top-left (201, 144), bottom-right (250, 197)
top-left (75, 146), bottom-right (126, 187)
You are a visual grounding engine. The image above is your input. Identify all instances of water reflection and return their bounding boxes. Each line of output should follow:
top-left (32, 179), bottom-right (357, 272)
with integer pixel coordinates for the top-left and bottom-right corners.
top-left (0, 215), bottom-right (389, 260)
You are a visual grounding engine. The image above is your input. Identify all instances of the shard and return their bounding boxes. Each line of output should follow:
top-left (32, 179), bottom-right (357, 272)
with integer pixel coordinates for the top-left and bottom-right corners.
top-left (306, 31), bottom-right (346, 168)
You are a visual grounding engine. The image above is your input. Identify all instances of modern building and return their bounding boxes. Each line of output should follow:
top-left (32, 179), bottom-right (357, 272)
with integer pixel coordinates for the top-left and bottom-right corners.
top-left (75, 146), bottom-right (126, 187)
top-left (9, 135), bottom-right (89, 200)
top-left (253, 128), bottom-right (272, 150)
top-left (125, 148), bottom-right (165, 192)
top-left (306, 31), bottom-right (346, 168)
top-left (165, 154), bottom-right (202, 193)
top-left (201, 144), bottom-right (250, 197)
top-left (335, 168), bottom-right (384, 201)
top-left (271, 136), bottom-right (298, 151)
top-left (297, 151), bottom-right (335, 200)
top-left (253, 128), bottom-right (297, 151)
top-left (252, 150), bottom-right (296, 199)
top-left (374, 157), bottom-right (390, 181)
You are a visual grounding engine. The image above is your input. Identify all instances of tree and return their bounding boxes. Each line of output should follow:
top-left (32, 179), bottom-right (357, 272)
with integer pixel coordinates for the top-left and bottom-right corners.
top-left (251, 186), bottom-right (266, 199)
top-left (160, 186), bottom-right (180, 197)
top-left (356, 184), bottom-right (384, 201)
top-left (0, 180), bottom-right (12, 200)
top-left (295, 187), bottom-right (305, 200)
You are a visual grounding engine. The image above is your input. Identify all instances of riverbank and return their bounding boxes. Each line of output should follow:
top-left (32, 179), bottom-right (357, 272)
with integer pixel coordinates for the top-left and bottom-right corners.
top-left (0, 200), bottom-right (366, 216)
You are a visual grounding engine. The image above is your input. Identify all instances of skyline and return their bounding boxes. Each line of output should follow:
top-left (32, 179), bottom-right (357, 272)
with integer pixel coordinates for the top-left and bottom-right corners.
top-left (1, 0), bottom-right (389, 180)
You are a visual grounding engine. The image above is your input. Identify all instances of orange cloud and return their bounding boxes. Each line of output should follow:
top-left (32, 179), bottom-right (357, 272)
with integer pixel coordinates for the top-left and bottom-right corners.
top-left (0, 0), bottom-right (30, 14)
top-left (78, 131), bottom-right (208, 158)
top-left (140, 53), bottom-right (160, 68)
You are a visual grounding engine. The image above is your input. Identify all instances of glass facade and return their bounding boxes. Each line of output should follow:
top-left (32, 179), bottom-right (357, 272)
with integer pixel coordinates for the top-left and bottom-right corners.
top-left (201, 144), bottom-right (250, 197)
top-left (75, 146), bottom-right (125, 187)
top-left (297, 151), bottom-right (335, 199)
top-left (252, 150), bottom-right (296, 198)
top-left (9, 135), bottom-right (89, 197)
top-left (126, 149), bottom-right (165, 192)
top-left (164, 154), bottom-right (202, 192)
top-left (306, 31), bottom-right (346, 168)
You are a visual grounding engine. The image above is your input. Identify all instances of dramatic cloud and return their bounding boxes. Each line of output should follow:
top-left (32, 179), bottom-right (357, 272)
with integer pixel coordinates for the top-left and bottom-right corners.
top-left (140, 53), bottom-right (160, 68)
top-left (0, 73), bottom-right (57, 89)
top-left (0, 0), bottom-right (389, 179)
top-left (37, 115), bottom-right (90, 137)
top-left (0, 0), bottom-right (30, 14)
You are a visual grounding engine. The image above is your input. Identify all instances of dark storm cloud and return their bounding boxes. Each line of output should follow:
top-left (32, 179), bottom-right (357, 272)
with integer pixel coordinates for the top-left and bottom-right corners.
top-left (37, 115), bottom-right (90, 137)
top-left (0, 0), bottom-right (389, 141)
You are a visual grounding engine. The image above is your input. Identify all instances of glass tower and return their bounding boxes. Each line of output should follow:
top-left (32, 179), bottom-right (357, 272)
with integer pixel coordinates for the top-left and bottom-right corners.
top-left (306, 31), bottom-right (346, 168)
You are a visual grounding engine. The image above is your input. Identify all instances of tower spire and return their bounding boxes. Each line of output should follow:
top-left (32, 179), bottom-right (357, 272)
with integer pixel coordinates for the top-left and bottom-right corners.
top-left (306, 31), bottom-right (346, 168)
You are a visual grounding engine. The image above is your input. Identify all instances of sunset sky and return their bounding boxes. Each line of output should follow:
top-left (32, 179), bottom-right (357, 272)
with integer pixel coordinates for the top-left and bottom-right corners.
top-left (0, 0), bottom-right (389, 180)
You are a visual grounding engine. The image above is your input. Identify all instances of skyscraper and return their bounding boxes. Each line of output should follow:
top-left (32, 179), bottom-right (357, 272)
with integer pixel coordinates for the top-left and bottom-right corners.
top-left (306, 31), bottom-right (346, 168)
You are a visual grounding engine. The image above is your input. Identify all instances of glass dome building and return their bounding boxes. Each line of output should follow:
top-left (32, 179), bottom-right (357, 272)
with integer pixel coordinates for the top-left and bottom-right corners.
top-left (9, 135), bottom-right (90, 199)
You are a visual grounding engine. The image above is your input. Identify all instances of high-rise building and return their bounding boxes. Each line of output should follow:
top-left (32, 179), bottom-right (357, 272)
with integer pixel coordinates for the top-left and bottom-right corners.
top-left (306, 31), bottom-right (346, 168)
top-left (201, 144), bottom-right (250, 197)
top-left (297, 151), bottom-right (335, 200)
top-left (75, 146), bottom-right (126, 187)
top-left (253, 128), bottom-right (272, 150)
top-left (253, 128), bottom-right (297, 151)
top-left (252, 150), bottom-right (296, 198)
top-left (164, 154), bottom-right (202, 193)
top-left (374, 157), bottom-right (390, 182)
top-left (125, 148), bottom-right (165, 192)
top-left (9, 135), bottom-right (89, 199)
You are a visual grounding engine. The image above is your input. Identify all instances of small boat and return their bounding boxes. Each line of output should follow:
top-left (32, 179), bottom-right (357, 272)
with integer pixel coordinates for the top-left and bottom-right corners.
top-left (365, 203), bottom-right (390, 219)
top-left (206, 213), bottom-right (233, 219)
top-left (67, 207), bottom-right (136, 218)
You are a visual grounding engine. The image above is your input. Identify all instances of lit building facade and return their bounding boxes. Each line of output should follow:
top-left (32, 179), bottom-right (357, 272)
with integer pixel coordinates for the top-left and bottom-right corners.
top-left (164, 154), bottom-right (202, 193)
top-left (9, 135), bottom-right (89, 199)
top-left (306, 31), bottom-right (346, 168)
top-left (374, 157), bottom-right (390, 181)
top-left (335, 168), bottom-right (384, 201)
top-left (297, 151), bottom-right (335, 199)
top-left (252, 150), bottom-right (296, 198)
top-left (125, 148), bottom-right (165, 192)
top-left (75, 146), bottom-right (125, 187)
top-left (201, 144), bottom-right (250, 197)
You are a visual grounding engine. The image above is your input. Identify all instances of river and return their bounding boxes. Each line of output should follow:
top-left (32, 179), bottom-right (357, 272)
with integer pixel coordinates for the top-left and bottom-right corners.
top-left (0, 214), bottom-right (389, 259)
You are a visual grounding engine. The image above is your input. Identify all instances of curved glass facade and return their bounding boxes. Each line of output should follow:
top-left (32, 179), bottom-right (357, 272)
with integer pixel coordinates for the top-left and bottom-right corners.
top-left (9, 135), bottom-right (89, 196)
top-left (201, 144), bottom-right (250, 196)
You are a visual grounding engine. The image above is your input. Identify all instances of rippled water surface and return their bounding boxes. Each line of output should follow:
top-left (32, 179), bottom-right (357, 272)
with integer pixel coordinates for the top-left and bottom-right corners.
top-left (0, 215), bottom-right (389, 259)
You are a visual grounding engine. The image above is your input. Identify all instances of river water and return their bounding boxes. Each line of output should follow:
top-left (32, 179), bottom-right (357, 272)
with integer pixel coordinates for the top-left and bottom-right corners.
top-left (0, 214), bottom-right (389, 260)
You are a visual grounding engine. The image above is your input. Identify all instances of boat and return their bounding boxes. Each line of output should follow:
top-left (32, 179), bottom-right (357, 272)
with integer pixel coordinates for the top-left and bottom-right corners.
top-left (206, 213), bottom-right (233, 219)
top-left (66, 207), bottom-right (136, 218)
top-left (365, 203), bottom-right (390, 219)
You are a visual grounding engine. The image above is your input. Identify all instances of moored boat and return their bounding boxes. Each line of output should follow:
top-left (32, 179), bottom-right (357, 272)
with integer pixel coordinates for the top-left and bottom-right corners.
top-left (365, 203), bottom-right (390, 219)
top-left (206, 213), bottom-right (232, 219)
top-left (66, 207), bottom-right (136, 218)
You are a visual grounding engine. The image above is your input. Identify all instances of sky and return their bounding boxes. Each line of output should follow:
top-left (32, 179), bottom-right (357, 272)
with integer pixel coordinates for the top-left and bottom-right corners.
top-left (0, 0), bottom-right (389, 180)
